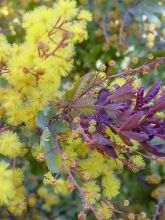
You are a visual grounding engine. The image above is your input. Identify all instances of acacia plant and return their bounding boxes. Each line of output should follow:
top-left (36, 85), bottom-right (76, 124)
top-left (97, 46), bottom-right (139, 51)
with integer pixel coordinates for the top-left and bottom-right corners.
top-left (0, 0), bottom-right (165, 219)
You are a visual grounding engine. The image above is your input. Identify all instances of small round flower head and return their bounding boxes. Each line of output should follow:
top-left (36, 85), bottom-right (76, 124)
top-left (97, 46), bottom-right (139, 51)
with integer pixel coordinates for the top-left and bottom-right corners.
top-left (54, 0), bottom-right (78, 20)
top-left (145, 175), bottom-right (161, 184)
top-left (98, 64), bottom-right (106, 72)
top-left (123, 199), bottom-right (129, 206)
top-left (74, 116), bottom-right (81, 123)
top-left (147, 53), bottom-right (153, 60)
top-left (108, 60), bottom-right (116, 67)
top-left (65, 177), bottom-right (75, 192)
top-left (71, 129), bottom-right (80, 138)
top-left (140, 212), bottom-right (147, 218)
top-left (131, 56), bottom-right (139, 65)
top-left (128, 213), bottom-right (135, 220)
top-left (61, 152), bottom-right (69, 160)
top-left (90, 119), bottom-right (97, 126)
top-left (88, 125), bottom-right (96, 134)
top-left (36, 153), bottom-right (45, 162)
top-left (78, 10), bottom-right (92, 22)
top-left (142, 65), bottom-right (150, 75)
top-left (0, 131), bottom-right (25, 158)
top-left (77, 211), bottom-right (86, 220)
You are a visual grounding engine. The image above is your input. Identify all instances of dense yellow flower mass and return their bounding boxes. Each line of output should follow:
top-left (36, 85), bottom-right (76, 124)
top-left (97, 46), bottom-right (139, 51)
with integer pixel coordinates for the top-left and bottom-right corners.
top-left (0, 0), bottom-right (91, 216)
top-left (0, 161), bottom-right (25, 213)
top-left (0, 0), bottom-right (91, 128)
top-left (0, 161), bottom-right (15, 205)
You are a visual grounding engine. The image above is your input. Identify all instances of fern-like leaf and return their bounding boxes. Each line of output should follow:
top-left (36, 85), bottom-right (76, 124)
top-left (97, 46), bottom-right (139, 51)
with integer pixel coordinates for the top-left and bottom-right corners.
top-left (144, 80), bottom-right (162, 104)
top-left (64, 72), bottom-right (97, 101)
top-left (120, 111), bottom-right (143, 130)
top-left (72, 95), bottom-right (96, 114)
top-left (104, 103), bottom-right (123, 119)
top-left (109, 80), bottom-right (136, 103)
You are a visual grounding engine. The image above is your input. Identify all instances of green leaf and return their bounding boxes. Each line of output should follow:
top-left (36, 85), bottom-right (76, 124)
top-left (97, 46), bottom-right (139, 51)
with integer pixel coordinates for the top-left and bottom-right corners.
top-left (44, 139), bottom-right (58, 173)
top-left (40, 127), bottom-right (58, 173)
top-left (63, 72), bottom-right (97, 101)
top-left (36, 106), bottom-right (57, 129)
top-left (36, 107), bottom-right (49, 129)
top-left (54, 120), bottom-right (68, 134)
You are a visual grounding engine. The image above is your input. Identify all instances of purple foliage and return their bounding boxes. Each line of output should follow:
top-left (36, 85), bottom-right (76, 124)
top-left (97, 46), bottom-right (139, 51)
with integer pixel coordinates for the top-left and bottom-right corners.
top-left (78, 79), bottom-right (165, 158)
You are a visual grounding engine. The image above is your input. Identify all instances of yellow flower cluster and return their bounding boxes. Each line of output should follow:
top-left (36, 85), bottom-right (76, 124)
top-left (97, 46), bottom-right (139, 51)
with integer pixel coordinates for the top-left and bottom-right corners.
top-left (0, 34), bottom-right (10, 62)
top-left (37, 187), bottom-right (59, 212)
top-left (0, 161), bottom-right (15, 205)
top-left (144, 23), bottom-right (160, 49)
top-left (151, 186), bottom-right (165, 199)
top-left (0, 161), bottom-right (25, 215)
top-left (44, 172), bottom-right (68, 195)
top-left (60, 137), bottom-right (121, 205)
top-left (0, 0), bottom-right (91, 128)
top-left (145, 175), bottom-right (161, 184)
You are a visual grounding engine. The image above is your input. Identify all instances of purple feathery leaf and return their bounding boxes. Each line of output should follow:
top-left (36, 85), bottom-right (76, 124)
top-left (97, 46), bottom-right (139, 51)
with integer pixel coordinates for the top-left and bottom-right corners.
top-left (118, 131), bottom-right (133, 146)
top-left (134, 86), bottom-right (144, 110)
top-left (123, 130), bottom-right (148, 142)
top-left (141, 142), bottom-right (165, 157)
top-left (144, 80), bottom-right (162, 104)
top-left (104, 103), bottom-right (123, 119)
top-left (120, 111), bottom-right (143, 130)
top-left (115, 109), bottom-right (133, 127)
top-left (102, 145), bottom-right (118, 158)
top-left (155, 90), bottom-right (165, 104)
top-left (109, 79), bottom-right (136, 103)
top-left (144, 100), bottom-right (165, 119)
top-left (97, 88), bottom-right (110, 105)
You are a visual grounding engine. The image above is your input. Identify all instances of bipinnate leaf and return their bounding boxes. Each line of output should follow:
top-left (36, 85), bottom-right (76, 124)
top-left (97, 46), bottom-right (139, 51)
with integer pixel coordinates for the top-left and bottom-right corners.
top-left (63, 72), bottom-right (97, 101)
top-left (109, 80), bottom-right (136, 103)
top-left (73, 95), bottom-right (96, 114)
top-left (134, 86), bottom-right (144, 110)
top-left (120, 111), bottom-right (143, 130)
top-left (144, 80), bottom-right (162, 104)
top-left (142, 142), bottom-right (165, 157)
top-left (104, 103), bottom-right (123, 119)
top-left (96, 88), bottom-right (110, 105)
top-left (144, 100), bottom-right (165, 119)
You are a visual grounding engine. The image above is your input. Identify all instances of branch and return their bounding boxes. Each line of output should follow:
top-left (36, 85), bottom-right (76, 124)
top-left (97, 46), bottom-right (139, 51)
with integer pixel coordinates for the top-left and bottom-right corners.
top-left (152, 195), bottom-right (164, 220)
top-left (49, 121), bottom-right (99, 219)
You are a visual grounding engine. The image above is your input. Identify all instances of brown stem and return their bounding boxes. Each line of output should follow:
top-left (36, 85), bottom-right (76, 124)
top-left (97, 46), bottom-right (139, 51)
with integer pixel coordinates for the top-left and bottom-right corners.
top-left (49, 121), bottom-right (99, 219)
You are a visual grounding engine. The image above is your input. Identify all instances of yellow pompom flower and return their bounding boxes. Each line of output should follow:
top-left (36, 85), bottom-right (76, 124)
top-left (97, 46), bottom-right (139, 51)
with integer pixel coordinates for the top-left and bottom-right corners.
top-left (0, 131), bottom-right (25, 157)
top-left (78, 10), bottom-right (92, 22)
top-left (2, 89), bottom-right (23, 111)
top-left (82, 181), bottom-right (100, 204)
top-left (54, 0), bottom-right (78, 20)
top-left (0, 161), bottom-right (15, 205)
top-left (8, 197), bottom-right (26, 216)
top-left (53, 178), bottom-right (68, 195)
top-left (129, 155), bottom-right (145, 172)
top-left (102, 175), bottom-right (120, 199)
top-left (12, 168), bottom-right (24, 186)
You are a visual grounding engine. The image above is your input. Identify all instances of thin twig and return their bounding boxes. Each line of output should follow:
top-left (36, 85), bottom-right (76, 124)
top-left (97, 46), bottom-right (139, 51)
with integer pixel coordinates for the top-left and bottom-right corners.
top-left (152, 195), bottom-right (164, 220)
top-left (49, 121), bottom-right (99, 219)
